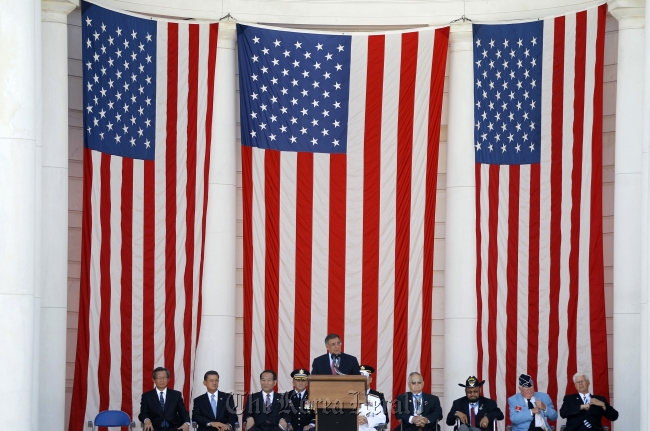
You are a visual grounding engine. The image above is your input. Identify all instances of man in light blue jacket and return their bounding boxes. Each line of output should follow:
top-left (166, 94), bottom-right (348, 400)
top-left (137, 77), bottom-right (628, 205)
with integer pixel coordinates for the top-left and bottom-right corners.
top-left (508, 374), bottom-right (558, 431)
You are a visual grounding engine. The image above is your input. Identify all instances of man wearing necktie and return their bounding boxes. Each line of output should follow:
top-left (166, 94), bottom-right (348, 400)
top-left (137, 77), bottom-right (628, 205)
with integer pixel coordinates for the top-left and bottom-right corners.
top-left (310, 334), bottom-right (361, 375)
top-left (138, 367), bottom-right (191, 431)
top-left (445, 376), bottom-right (504, 431)
top-left (508, 374), bottom-right (557, 431)
top-left (192, 370), bottom-right (238, 431)
top-left (243, 370), bottom-right (288, 431)
top-left (394, 372), bottom-right (442, 431)
top-left (281, 369), bottom-right (315, 431)
top-left (559, 373), bottom-right (618, 431)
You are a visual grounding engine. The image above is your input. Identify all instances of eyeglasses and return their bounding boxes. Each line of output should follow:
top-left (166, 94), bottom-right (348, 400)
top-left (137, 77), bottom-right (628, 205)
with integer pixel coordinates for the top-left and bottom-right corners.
top-left (410, 381), bottom-right (423, 384)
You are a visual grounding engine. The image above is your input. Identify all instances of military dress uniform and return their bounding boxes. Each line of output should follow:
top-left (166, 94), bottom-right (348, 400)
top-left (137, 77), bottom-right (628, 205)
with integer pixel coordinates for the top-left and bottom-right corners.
top-left (283, 369), bottom-right (315, 430)
top-left (359, 365), bottom-right (388, 431)
top-left (359, 390), bottom-right (387, 430)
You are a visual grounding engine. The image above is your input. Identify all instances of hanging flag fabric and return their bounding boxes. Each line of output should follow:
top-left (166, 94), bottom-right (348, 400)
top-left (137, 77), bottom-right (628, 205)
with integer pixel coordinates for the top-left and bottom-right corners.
top-left (68, 2), bottom-right (218, 429)
top-left (473, 4), bottom-right (609, 427)
top-left (237, 23), bottom-right (449, 417)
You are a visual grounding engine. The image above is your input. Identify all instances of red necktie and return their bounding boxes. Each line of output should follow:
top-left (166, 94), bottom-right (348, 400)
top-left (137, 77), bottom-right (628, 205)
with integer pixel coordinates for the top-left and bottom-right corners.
top-left (470, 405), bottom-right (476, 427)
top-left (331, 360), bottom-right (336, 375)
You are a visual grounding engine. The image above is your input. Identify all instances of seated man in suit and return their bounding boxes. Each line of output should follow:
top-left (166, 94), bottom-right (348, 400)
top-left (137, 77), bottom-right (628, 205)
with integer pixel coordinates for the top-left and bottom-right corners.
top-left (559, 372), bottom-right (618, 431)
top-left (139, 367), bottom-right (191, 431)
top-left (243, 370), bottom-right (288, 431)
top-left (508, 373), bottom-right (557, 431)
top-left (394, 372), bottom-right (442, 431)
top-left (445, 376), bottom-right (503, 430)
top-left (358, 365), bottom-right (387, 431)
top-left (282, 369), bottom-right (315, 431)
top-left (192, 370), bottom-right (238, 431)
top-left (310, 333), bottom-right (360, 375)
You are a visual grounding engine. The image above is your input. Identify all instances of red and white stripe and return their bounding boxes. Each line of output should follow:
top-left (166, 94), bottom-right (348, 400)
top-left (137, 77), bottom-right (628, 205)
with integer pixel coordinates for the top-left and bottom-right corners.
top-left (69, 20), bottom-right (219, 431)
top-left (242, 26), bottom-right (449, 418)
top-left (475, 5), bottom-right (608, 428)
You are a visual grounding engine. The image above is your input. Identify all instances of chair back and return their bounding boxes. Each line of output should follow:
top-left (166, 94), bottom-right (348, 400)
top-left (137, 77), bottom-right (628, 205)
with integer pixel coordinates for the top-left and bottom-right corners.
top-left (94, 410), bottom-right (132, 427)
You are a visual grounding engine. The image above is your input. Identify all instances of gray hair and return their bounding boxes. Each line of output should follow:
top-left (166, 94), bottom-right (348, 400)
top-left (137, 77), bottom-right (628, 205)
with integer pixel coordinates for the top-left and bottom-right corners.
top-left (407, 372), bottom-right (422, 381)
top-left (573, 372), bottom-right (591, 383)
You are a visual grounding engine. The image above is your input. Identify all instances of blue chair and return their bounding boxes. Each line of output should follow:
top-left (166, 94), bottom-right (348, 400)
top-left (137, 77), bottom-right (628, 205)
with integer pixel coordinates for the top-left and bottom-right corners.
top-left (87, 410), bottom-right (136, 431)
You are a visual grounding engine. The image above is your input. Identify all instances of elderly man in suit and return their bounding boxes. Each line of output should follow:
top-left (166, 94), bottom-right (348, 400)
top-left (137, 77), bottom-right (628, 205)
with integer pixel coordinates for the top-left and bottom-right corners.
top-left (139, 367), bottom-right (191, 431)
top-left (311, 333), bottom-right (361, 375)
top-left (393, 372), bottom-right (442, 431)
top-left (508, 374), bottom-right (557, 431)
top-left (446, 376), bottom-right (503, 430)
top-left (243, 370), bottom-right (288, 431)
top-left (192, 370), bottom-right (238, 431)
top-left (559, 373), bottom-right (618, 431)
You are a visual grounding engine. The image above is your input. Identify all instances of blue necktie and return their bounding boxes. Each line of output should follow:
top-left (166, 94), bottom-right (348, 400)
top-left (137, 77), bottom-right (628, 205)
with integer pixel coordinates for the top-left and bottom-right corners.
top-left (211, 394), bottom-right (217, 418)
top-left (160, 392), bottom-right (169, 428)
top-left (414, 394), bottom-right (422, 414)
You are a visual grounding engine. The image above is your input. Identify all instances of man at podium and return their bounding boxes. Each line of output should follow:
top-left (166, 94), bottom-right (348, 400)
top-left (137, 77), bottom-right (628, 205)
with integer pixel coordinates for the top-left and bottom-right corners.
top-left (311, 334), bottom-right (361, 375)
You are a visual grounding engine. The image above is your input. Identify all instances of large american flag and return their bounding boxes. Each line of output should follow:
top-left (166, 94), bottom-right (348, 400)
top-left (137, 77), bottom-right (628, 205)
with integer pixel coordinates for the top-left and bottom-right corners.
top-left (69, 2), bottom-right (218, 429)
top-left (237, 24), bottom-right (449, 416)
top-left (473, 4), bottom-right (609, 427)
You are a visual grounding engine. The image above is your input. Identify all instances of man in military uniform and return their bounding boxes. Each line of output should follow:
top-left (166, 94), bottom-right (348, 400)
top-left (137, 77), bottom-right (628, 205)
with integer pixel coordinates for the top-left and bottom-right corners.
top-left (282, 369), bottom-right (315, 431)
top-left (358, 365), bottom-right (388, 431)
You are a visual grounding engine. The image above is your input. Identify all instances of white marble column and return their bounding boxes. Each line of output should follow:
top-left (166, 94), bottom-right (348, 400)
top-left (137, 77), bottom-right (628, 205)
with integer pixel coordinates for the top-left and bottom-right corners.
top-left (38, 2), bottom-right (75, 430)
top-left (32, 2), bottom-right (43, 430)
top-left (608, 1), bottom-right (645, 430)
top-left (444, 22), bottom-right (478, 413)
top-left (193, 21), bottom-right (238, 395)
top-left (0, 0), bottom-right (39, 428)
top-left (643, 0), bottom-right (650, 426)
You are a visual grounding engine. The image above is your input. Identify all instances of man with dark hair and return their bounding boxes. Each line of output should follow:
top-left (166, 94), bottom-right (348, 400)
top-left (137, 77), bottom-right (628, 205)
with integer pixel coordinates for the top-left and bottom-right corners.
top-left (282, 369), bottom-right (315, 431)
top-left (243, 370), bottom-right (287, 431)
top-left (139, 367), bottom-right (191, 431)
top-left (192, 370), bottom-right (238, 431)
top-left (394, 372), bottom-right (442, 431)
top-left (445, 376), bottom-right (503, 430)
top-left (310, 334), bottom-right (360, 375)
top-left (559, 373), bottom-right (618, 431)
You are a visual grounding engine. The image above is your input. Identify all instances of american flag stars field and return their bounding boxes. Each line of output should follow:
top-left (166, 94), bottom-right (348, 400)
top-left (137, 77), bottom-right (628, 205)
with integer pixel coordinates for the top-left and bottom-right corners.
top-left (83, 6), bottom-right (157, 160)
top-left (473, 21), bottom-right (543, 165)
top-left (238, 25), bottom-right (352, 154)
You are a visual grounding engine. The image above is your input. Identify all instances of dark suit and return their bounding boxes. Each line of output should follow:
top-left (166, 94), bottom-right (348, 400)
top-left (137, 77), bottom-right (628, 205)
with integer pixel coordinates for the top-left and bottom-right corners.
top-left (138, 388), bottom-right (190, 430)
top-left (281, 390), bottom-right (315, 429)
top-left (192, 391), bottom-right (238, 431)
top-left (445, 396), bottom-right (504, 430)
top-left (559, 393), bottom-right (618, 431)
top-left (393, 392), bottom-right (442, 431)
top-left (369, 389), bottom-right (389, 426)
top-left (310, 352), bottom-right (360, 375)
top-left (243, 391), bottom-right (285, 431)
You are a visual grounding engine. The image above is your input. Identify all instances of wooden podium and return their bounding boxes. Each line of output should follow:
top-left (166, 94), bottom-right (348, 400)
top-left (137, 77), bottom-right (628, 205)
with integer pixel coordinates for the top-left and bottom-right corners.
top-left (308, 375), bottom-right (367, 431)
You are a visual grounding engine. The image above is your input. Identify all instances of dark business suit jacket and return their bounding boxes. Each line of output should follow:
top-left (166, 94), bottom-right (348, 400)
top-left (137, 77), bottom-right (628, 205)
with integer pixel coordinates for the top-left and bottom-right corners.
top-left (559, 393), bottom-right (618, 431)
top-left (192, 391), bottom-right (238, 431)
top-left (138, 388), bottom-right (190, 430)
top-left (281, 390), bottom-right (315, 428)
top-left (243, 391), bottom-right (285, 431)
top-left (445, 396), bottom-right (504, 430)
top-left (310, 352), bottom-right (360, 375)
top-left (393, 392), bottom-right (442, 431)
